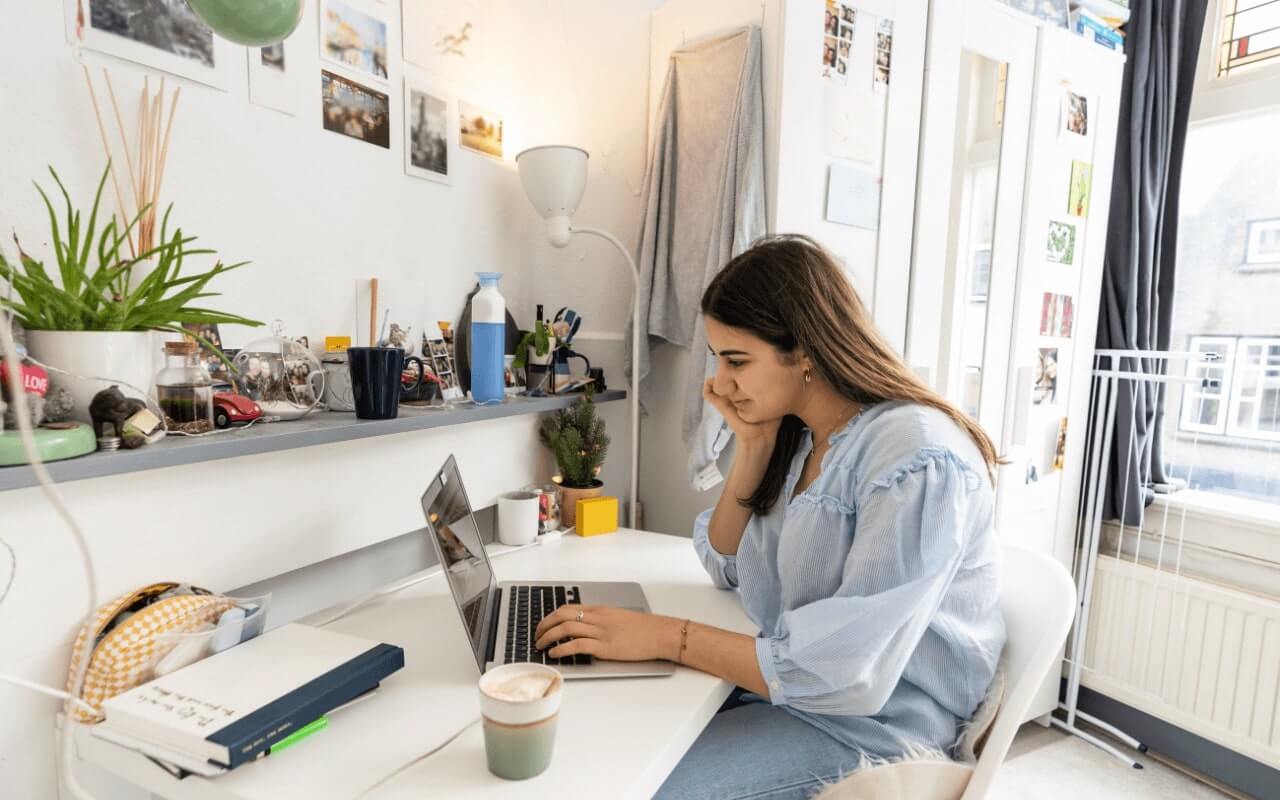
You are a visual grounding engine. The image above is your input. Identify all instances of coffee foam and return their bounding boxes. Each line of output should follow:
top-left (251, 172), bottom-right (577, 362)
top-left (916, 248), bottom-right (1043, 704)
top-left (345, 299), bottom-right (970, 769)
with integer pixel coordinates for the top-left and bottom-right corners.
top-left (482, 669), bottom-right (559, 703)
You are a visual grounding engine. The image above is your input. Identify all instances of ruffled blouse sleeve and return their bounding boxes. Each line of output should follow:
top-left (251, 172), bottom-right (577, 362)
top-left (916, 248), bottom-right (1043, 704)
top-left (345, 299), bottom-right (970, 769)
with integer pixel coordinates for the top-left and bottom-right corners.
top-left (692, 507), bottom-right (739, 589)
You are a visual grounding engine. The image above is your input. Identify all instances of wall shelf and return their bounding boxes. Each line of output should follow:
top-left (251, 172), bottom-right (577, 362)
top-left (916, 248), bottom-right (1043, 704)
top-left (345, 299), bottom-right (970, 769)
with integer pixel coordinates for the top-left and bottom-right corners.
top-left (0, 390), bottom-right (625, 492)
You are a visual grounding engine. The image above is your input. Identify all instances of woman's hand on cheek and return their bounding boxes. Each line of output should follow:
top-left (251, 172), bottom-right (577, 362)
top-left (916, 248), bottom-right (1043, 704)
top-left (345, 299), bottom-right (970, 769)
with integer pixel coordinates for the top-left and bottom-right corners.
top-left (533, 605), bottom-right (680, 662)
top-left (703, 377), bottom-right (780, 450)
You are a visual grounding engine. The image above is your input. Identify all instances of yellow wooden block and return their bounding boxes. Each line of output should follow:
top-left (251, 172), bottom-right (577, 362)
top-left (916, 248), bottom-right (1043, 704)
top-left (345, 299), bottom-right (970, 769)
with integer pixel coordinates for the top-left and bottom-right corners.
top-left (575, 496), bottom-right (619, 536)
top-left (325, 336), bottom-right (352, 352)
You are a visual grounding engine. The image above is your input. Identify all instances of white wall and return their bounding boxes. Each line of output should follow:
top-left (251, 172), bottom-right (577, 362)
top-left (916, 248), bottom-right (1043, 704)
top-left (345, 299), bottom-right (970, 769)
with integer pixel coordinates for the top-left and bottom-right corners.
top-left (639, 0), bottom-right (926, 539)
top-left (0, 2), bottom-right (655, 797)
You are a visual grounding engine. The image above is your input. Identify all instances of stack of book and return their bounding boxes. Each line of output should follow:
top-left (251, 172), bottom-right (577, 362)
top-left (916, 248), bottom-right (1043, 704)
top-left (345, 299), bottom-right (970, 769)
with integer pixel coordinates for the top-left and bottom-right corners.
top-left (1072, 0), bottom-right (1128, 50)
top-left (92, 623), bottom-right (404, 776)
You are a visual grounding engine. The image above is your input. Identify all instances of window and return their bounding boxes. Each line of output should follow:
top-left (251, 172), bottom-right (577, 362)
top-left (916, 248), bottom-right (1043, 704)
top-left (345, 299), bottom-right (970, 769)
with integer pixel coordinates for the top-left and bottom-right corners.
top-left (1243, 218), bottom-right (1280, 267)
top-left (1177, 336), bottom-right (1280, 441)
top-left (1167, 108), bottom-right (1280, 506)
top-left (1217, 0), bottom-right (1280, 77)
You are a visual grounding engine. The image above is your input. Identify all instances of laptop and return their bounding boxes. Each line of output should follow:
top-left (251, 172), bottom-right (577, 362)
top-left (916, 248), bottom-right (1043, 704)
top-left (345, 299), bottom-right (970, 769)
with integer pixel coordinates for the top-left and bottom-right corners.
top-left (422, 455), bottom-right (674, 679)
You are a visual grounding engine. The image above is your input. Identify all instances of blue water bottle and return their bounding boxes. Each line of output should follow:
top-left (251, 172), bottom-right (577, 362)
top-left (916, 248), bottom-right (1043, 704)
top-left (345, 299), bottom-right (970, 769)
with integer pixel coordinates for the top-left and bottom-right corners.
top-left (470, 272), bottom-right (506, 405)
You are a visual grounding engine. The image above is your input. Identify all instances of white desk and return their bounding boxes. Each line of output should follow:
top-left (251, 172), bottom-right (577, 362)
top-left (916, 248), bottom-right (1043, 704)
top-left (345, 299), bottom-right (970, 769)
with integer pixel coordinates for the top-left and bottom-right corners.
top-left (74, 530), bottom-right (757, 799)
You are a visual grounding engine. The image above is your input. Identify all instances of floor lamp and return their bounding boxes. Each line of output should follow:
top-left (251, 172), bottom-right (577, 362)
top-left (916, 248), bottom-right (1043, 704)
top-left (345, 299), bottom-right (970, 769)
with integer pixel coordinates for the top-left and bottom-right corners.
top-left (516, 145), bottom-right (640, 529)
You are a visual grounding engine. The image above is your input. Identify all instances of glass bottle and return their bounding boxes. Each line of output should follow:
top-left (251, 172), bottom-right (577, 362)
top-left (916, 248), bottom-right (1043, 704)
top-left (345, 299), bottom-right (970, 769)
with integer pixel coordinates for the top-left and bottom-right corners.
top-left (156, 340), bottom-right (215, 434)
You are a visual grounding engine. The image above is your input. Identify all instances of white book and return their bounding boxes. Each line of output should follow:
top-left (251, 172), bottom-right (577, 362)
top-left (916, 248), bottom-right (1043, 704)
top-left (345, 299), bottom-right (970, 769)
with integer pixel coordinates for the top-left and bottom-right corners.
top-left (98, 623), bottom-right (404, 768)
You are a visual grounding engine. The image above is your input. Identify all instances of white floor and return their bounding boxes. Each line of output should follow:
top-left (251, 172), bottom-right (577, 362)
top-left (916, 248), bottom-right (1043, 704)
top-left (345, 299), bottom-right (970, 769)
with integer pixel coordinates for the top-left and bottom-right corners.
top-left (988, 723), bottom-right (1237, 800)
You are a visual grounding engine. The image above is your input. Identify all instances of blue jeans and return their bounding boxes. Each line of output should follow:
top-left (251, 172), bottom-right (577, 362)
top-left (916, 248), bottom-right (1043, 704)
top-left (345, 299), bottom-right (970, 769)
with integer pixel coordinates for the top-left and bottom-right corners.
top-left (653, 690), bottom-right (868, 800)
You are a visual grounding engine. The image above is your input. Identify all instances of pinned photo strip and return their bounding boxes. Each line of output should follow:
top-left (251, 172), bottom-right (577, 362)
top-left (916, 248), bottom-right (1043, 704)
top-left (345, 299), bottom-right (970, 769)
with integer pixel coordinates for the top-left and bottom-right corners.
top-left (822, 1), bottom-right (856, 84)
top-left (874, 18), bottom-right (893, 92)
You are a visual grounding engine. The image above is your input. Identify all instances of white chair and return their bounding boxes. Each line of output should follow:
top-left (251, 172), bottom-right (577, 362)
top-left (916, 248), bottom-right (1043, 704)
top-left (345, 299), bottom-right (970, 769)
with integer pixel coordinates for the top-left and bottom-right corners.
top-left (815, 543), bottom-right (1077, 800)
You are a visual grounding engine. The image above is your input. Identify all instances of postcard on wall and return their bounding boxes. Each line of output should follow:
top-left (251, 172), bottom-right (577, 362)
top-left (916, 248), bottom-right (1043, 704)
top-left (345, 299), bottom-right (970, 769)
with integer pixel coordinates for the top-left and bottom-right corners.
top-left (321, 70), bottom-right (390, 148)
top-left (874, 18), bottom-right (893, 92)
top-left (825, 162), bottom-right (881, 230)
top-left (1068, 160), bottom-right (1093, 218)
top-left (1039, 292), bottom-right (1075, 339)
top-left (65, 0), bottom-right (236, 90)
top-left (458, 98), bottom-right (503, 159)
top-left (247, 8), bottom-right (310, 117)
top-left (1053, 417), bottom-right (1069, 471)
top-left (404, 75), bottom-right (452, 183)
top-left (1059, 89), bottom-right (1090, 143)
top-left (1046, 219), bottom-right (1077, 265)
top-left (1033, 347), bottom-right (1059, 405)
top-left (320, 0), bottom-right (389, 83)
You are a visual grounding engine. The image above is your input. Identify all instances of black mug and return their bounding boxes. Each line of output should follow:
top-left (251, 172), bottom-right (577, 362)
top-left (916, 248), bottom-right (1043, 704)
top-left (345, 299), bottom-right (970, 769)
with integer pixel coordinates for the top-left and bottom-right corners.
top-left (348, 347), bottom-right (422, 419)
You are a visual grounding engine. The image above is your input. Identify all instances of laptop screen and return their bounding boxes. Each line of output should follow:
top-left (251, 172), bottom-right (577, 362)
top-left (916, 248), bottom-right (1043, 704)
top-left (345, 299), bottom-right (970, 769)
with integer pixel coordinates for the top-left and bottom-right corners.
top-left (421, 455), bottom-right (497, 670)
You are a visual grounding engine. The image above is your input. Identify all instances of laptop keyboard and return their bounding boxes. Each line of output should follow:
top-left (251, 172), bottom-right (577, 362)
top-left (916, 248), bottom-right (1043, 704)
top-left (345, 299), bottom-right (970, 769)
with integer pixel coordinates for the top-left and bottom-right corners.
top-left (504, 585), bottom-right (593, 667)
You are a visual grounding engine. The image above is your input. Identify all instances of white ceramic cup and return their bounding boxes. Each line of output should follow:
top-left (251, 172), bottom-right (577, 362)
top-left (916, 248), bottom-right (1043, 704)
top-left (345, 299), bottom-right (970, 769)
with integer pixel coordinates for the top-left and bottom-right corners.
top-left (478, 663), bottom-right (563, 780)
top-left (497, 490), bottom-right (540, 546)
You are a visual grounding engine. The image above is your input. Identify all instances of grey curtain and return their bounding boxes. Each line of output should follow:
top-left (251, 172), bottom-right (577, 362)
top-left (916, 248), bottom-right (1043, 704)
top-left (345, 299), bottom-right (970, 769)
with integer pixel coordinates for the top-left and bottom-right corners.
top-left (1095, 0), bottom-right (1209, 525)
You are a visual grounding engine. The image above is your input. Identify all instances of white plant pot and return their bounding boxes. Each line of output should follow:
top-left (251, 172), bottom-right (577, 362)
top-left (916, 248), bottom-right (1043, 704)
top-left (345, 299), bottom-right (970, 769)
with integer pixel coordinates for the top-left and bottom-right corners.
top-left (26, 331), bottom-right (159, 424)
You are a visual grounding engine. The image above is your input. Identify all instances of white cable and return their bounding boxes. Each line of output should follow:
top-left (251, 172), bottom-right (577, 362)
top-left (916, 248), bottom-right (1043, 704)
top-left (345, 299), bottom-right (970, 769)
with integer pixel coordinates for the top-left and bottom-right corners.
top-left (352, 717), bottom-right (480, 798)
top-left (0, 674), bottom-right (98, 717)
top-left (313, 540), bottom-right (542, 628)
top-left (0, 309), bottom-right (99, 800)
top-left (0, 535), bottom-right (14, 607)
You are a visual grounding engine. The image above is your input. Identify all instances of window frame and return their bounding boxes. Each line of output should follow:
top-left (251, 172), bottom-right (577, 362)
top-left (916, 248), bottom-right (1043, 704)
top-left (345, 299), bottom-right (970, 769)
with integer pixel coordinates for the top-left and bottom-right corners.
top-left (1192, 0), bottom-right (1280, 122)
top-left (1179, 335), bottom-right (1237, 435)
top-left (1225, 336), bottom-right (1280, 440)
top-left (1216, 0), bottom-right (1280, 78)
top-left (1242, 217), bottom-right (1280, 270)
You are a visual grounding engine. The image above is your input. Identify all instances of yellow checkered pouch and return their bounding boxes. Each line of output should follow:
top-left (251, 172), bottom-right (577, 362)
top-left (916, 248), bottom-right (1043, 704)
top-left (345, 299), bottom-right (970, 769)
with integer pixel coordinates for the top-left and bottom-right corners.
top-left (65, 583), bottom-right (257, 723)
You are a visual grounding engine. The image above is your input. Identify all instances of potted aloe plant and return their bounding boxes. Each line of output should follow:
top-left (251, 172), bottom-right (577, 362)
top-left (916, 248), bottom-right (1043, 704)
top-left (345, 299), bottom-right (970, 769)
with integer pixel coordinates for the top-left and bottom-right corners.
top-left (0, 165), bottom-right (261, 421)
top-left (539, 389), bottom-right (610, 527)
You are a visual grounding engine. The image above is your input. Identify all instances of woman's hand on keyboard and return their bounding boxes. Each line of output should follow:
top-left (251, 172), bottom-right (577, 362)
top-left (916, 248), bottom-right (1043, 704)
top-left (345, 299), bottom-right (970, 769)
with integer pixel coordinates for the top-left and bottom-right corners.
top-left (533, 605), bottom-right (681, 663)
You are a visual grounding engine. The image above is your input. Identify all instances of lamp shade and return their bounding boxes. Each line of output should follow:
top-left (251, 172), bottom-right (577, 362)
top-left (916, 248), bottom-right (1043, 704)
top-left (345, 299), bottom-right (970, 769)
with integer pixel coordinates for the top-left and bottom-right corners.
top-left (516, 146), bottom-right (589, 247)
top-left (186, 0), bottom-right (305, 47)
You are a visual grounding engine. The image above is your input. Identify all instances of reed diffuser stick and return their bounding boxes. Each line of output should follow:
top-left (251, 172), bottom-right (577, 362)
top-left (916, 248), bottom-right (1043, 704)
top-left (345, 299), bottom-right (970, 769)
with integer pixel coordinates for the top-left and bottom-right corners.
top-left (104, 69), bottom-right (141, 216)
top-left (81, 65), bottom-right (135, 258)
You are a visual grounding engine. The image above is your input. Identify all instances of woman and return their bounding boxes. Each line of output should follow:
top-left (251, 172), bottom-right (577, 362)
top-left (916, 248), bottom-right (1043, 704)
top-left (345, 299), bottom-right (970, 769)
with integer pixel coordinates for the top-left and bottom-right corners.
top-left (535, 236), bottom-right (1006, 798)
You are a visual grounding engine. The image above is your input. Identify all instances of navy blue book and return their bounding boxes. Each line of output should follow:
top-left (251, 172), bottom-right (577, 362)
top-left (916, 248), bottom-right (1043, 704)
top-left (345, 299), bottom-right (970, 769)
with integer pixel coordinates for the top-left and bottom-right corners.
top-left (98, 623), bottom-right (405, 768)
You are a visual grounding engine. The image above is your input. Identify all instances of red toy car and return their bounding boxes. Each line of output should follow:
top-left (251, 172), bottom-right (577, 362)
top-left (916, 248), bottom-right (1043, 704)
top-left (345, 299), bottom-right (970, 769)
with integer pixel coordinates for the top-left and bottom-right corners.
top-left (213, 392), bottom-right (263, 429)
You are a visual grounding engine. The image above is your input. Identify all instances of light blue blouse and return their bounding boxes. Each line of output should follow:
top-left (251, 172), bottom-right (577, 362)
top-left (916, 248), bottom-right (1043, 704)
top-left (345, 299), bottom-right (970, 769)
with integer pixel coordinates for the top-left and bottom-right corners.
top-left (693, 401), bottom-right (1006, 758)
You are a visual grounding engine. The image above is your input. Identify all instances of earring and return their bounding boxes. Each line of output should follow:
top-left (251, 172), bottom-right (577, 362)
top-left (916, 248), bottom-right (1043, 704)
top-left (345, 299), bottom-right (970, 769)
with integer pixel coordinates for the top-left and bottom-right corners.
top-left (804, 369), bottom-right (812, 385)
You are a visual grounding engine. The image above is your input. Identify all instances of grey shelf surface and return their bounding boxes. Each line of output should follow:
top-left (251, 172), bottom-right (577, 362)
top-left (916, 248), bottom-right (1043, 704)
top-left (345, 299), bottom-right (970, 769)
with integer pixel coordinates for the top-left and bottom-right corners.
top-left (0, 390), bottom-right (625, 492)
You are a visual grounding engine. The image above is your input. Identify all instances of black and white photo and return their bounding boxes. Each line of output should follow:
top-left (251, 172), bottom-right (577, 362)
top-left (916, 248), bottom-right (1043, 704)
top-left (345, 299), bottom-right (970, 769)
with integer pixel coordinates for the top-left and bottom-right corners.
top-left (405, 77), bottom-right (451, 183)
top-left (68, 0), bottom-right (234, 88)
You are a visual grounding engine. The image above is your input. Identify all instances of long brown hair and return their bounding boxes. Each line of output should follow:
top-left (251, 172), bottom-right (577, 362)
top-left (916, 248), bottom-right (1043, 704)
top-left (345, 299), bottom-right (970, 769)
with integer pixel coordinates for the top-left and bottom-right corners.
top-left (701, 235), bottom-right (999, 515)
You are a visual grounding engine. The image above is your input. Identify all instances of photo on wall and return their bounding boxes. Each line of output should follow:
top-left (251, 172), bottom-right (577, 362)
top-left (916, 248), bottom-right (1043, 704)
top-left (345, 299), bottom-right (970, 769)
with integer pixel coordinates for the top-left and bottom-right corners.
top-left (248, 10), bottom-right (307, 117)
top-left (874, 18), bottom-right (893, 91)
top-left (1046, 219), bottom-right (1077, 265)
top-left (458, 98), bottom-right (503, 159)
top-left (1068, 160), bottom-right (1093, 218)
top-left (320, 0), bottom-right (388, 82)
top-left (1039, 292), bottom-right (1075, 339)
top-left (1033, 347), bottom-right (1059, 405)
top-left (405, 79), bottom-right (451, 183)
top-left (321, 69), bottom-right (390, 148)
top-left (822, 0), bottom-right (856, 84)
top-left (1059, 89), bottom-right (1089, 141)
top-left (66, 0), bottom-right (235, 89)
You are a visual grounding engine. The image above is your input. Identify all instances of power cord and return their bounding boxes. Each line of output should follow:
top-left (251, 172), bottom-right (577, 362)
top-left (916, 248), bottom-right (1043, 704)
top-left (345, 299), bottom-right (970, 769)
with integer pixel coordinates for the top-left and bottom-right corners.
top-left (0, 307), bottom-right (100, 800)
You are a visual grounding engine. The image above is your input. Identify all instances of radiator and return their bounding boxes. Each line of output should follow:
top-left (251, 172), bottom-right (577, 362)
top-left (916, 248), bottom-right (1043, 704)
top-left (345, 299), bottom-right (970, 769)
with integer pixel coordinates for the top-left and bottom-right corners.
top-left (1081, 554), bottom-right (1280, 770)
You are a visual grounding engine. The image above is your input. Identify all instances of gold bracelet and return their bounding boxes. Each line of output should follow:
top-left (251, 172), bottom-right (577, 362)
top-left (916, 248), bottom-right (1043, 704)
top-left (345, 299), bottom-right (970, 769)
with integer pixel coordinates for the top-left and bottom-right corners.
top-left (676, 619), bottom-right (690, 664)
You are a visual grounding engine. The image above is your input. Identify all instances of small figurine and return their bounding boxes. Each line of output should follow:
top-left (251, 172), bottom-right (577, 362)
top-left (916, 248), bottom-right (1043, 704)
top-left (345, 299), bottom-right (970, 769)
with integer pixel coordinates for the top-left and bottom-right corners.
top-left (89, 386), bottom-right (149, 448)
top-left (380, 323), bottom-right (411, 351)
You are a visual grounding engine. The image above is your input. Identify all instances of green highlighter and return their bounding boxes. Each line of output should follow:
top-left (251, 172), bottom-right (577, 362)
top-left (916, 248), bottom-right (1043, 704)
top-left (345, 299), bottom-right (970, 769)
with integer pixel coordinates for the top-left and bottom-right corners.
top-left (269, 716), bottom-right (328, 755)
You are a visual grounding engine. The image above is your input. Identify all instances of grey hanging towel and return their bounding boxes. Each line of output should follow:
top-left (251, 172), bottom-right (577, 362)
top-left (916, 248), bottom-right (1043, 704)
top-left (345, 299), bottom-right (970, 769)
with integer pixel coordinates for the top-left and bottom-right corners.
top-left (627, 26), bottom-right (766, 490)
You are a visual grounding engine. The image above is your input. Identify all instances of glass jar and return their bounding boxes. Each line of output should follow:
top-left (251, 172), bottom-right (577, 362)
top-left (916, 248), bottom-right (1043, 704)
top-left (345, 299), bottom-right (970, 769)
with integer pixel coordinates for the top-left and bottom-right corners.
top-left (155, 340), bottom-right (215, 434)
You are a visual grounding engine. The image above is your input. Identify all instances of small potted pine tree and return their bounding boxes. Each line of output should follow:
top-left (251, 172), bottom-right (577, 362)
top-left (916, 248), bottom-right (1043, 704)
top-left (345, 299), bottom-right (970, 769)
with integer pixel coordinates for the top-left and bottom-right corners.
top-left (539, 389), bottom-right (610, 527)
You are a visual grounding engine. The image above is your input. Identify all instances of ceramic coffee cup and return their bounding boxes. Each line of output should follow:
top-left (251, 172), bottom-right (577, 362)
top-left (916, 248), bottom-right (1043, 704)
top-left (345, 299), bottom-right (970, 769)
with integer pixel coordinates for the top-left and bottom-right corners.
top-left (477, 663), bottom-right (563, 780)
top-left (497, 490), bottom-right (540, 546)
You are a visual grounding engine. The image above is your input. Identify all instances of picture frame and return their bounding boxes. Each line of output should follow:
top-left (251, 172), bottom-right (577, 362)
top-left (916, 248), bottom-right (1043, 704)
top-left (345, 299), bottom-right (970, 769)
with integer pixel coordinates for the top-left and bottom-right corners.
top-left (319, 0), bottom-right (389, 83)
top-left (66, 0), bottom-right (237, 91)
top-left (404, 74), bottom-right (453, 184)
